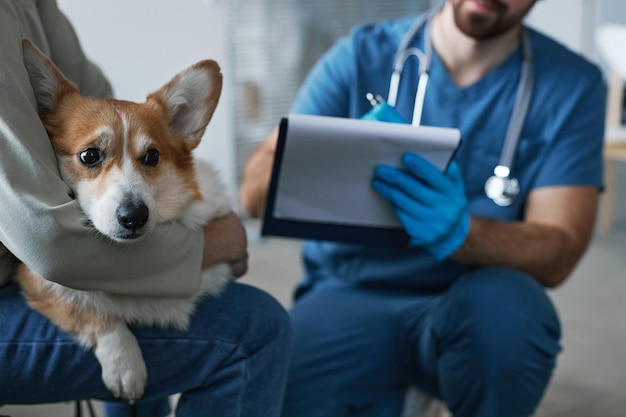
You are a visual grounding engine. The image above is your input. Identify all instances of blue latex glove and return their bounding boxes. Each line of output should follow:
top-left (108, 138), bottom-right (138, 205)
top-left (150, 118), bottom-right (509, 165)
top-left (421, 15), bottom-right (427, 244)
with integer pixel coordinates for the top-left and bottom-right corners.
top-left (372, 153), bottom-right (470, 260)
top-left (361, 101), bottom-right (406, 124)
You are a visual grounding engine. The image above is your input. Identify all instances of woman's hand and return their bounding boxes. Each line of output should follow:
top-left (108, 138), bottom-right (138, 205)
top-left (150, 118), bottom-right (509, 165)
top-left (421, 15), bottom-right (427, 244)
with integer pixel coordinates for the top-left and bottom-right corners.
top-left (202, 211), bottom-right (249, 278)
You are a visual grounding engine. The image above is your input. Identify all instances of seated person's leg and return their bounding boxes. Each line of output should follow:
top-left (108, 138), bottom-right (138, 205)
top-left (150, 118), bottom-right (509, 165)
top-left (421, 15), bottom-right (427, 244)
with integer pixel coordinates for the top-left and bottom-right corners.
top-left (417, 267), bottom-right (562, 417)
top-left (0, 282), bottom-right (292, 417)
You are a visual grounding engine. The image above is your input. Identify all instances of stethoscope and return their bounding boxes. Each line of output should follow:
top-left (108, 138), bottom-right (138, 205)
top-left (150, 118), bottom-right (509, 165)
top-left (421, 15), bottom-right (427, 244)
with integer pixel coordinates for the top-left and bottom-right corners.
top-left (388, 8), bottom-right (534, 207)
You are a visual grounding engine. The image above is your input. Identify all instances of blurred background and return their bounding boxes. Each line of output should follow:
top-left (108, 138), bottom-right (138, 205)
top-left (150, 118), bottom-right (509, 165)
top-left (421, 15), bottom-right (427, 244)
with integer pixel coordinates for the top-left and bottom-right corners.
top-left (4, 0), bottom-right (626, 416)
top-left (52, 0), bottom-right (626, 210)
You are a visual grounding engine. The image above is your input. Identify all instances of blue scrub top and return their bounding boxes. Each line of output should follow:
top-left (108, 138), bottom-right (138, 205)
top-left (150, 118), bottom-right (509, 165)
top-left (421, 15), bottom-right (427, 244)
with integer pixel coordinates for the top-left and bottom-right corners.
top-left (291, 14), bottom-right (606, 294)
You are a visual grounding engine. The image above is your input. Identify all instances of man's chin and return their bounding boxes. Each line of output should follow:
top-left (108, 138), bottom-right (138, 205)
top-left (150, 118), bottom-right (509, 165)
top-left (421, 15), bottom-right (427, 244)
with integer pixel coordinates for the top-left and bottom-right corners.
top-left (454, 11), bottom-right (511, 40)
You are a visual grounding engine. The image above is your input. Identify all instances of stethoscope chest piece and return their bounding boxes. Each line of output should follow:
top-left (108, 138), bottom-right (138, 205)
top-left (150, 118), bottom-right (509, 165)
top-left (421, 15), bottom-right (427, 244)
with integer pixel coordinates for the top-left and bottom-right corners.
top-left (484, 165), bottom-right (520, 207)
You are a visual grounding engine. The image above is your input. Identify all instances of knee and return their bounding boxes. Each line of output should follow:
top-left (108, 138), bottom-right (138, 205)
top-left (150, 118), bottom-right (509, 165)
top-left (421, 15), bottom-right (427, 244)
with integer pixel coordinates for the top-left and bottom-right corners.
top-left (233, 283), bottom-right (293, 353)
top-left (192, 282), bottom-right (293, 356)
top-left (436, 267), bottom-right (562, 374)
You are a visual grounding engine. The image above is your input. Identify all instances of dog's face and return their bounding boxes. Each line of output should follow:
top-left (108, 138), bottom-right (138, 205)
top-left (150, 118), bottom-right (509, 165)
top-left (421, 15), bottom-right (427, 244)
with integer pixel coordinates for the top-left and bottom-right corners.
top-left (22, 40), bottom-right (222, 242)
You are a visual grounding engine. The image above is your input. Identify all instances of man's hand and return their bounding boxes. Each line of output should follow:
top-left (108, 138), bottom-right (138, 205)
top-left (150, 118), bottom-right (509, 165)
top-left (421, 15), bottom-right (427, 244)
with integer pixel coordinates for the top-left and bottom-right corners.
top-left (202, 211), bottom-right (249, 278)
top-left (240, 127), bottom-right (279, 218)
top-left (372, 153), bottom-right (469, 260)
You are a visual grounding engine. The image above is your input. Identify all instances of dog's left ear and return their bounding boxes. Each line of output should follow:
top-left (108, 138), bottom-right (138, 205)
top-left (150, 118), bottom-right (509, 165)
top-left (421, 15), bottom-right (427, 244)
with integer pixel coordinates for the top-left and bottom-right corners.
top-left (148, 60), bottom-right (223, 150)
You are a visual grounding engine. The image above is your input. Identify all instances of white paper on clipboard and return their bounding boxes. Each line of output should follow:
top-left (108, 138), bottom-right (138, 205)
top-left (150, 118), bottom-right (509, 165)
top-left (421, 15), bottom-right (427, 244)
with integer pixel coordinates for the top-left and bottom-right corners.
top-left (271, 113), bottom-right (461, 228)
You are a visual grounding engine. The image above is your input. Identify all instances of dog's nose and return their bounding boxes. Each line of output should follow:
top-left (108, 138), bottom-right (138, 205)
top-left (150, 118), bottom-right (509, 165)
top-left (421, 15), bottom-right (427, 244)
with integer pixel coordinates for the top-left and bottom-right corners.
top-left (116, 201), bottom-right (149, 231)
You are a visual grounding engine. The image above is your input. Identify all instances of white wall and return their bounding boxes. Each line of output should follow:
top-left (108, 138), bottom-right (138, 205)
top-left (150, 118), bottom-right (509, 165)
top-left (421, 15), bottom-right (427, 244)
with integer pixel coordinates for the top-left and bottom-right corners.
top-left (597, 0), bottom-right (626, 25)
top-left (526, 0), bottom-right (626, 61)
top-left (526, 0), bottom-right (597, 58)
top-left (57, 0), bottom-right (238, 201)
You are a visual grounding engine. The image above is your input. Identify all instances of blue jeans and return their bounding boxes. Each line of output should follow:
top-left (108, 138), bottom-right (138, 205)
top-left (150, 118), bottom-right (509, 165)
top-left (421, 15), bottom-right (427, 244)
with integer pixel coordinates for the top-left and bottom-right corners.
top-left (281, 267), bottom-right (562, 417)
top-left (0, 281), bottom-right (292, 417)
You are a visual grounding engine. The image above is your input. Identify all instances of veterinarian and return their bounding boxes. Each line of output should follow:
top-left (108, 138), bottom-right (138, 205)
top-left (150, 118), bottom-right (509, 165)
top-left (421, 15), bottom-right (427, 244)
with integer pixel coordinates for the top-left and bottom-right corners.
top-left (0, 1), bottom-right (292, 416)
top-left (240, 0), bottom-right (606, 416)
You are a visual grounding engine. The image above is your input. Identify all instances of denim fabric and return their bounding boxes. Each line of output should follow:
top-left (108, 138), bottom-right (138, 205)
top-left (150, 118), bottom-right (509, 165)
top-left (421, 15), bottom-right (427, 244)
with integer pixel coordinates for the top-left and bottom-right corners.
top-left (0, 282), bottom-right (292, 417)
top-left (281, 267), bottom-right (562, 417)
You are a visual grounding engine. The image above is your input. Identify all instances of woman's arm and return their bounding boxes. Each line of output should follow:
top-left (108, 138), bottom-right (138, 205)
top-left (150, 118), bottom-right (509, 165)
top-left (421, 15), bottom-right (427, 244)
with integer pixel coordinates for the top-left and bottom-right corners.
top-left (0, 2), bottom-right (244, 297)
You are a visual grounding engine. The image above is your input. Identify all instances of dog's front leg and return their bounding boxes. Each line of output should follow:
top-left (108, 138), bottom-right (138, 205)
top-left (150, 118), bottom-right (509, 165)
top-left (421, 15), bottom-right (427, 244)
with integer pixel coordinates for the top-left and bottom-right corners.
top-left (15, 265), bottom-right (148, 401)
top-left (94, 320), bottom-right (148, 402)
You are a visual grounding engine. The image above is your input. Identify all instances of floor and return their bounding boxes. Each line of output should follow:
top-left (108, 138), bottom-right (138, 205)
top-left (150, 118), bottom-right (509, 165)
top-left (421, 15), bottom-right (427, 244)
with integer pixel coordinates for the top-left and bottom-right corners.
top-left (3, 216), bottom-right (626, 417)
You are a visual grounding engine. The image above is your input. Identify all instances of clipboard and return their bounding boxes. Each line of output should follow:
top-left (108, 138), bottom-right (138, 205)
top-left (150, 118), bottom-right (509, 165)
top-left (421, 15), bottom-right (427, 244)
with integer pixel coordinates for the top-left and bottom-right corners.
top-left (261, 113), bottom-right (461, 248)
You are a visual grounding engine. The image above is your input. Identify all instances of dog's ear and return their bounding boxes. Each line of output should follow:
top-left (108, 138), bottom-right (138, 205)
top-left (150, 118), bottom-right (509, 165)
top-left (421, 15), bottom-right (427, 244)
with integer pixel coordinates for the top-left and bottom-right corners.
top-left (22, 39), bottom-right (79, 115)
top-left (148, 60), bottom-right (222, 150)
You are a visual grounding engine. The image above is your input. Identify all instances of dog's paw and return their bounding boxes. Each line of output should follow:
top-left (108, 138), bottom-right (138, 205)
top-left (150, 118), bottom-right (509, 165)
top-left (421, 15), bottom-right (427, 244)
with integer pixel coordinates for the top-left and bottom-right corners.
top-left (95, 322), bottom-right (148, 401)
top-left (101, 354), bottom-right (147, 401)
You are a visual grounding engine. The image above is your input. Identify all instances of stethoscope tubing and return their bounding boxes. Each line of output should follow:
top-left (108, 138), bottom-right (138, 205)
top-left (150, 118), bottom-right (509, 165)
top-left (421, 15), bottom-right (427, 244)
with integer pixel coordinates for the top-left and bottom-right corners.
top-left (388, 7), bottom-right (534, 206)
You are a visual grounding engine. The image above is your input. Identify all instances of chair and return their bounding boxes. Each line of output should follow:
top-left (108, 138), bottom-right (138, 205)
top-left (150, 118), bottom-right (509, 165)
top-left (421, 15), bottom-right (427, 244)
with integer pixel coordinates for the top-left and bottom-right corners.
top-left (402, 388), bottom-right (451, 417)
top-left (0, 400), bottom-right (136, 417)
top-left (595, 23), bottom-right (626, 232)
top-left (0, 401), bottom-right (96, 417)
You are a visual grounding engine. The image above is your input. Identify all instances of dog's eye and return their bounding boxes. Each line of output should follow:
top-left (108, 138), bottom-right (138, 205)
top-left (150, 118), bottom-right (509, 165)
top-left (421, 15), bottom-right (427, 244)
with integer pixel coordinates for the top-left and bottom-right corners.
top-left (143, 149), bottom-right (160, 167)
top-left (79, 147), bottom-right (103, 167)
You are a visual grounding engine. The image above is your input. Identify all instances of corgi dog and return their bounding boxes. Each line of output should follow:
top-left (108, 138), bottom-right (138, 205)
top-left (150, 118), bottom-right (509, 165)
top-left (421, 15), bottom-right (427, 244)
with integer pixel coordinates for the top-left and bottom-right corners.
top-left (16, 39), bottom-right (235, 401)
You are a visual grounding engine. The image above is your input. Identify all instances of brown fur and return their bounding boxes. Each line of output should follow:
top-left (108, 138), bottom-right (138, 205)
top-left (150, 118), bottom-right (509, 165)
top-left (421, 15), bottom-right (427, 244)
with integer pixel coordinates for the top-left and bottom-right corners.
top-left (15, 264), bottom-right (116, 347)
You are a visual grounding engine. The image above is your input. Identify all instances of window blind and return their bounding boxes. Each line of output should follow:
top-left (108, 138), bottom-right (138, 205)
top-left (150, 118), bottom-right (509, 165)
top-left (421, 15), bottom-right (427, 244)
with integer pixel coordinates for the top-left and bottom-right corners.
top-left (228, 0), bottom-right (432, 199)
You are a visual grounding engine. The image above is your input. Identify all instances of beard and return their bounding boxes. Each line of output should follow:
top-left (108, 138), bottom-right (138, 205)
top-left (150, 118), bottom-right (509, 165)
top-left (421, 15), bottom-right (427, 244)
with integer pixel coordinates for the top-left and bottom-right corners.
top-left (451, 0), bottom-right (535, 40)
